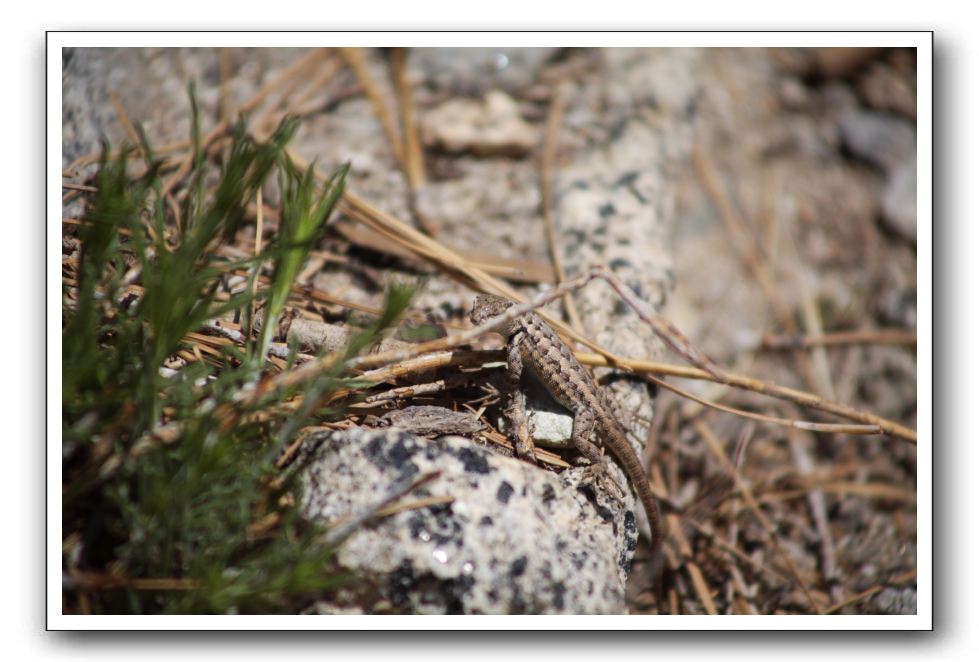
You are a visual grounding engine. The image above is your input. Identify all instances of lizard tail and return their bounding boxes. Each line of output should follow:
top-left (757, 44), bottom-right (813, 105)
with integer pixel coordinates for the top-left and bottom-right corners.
top-left (615, 446), bottom-right (663, 556)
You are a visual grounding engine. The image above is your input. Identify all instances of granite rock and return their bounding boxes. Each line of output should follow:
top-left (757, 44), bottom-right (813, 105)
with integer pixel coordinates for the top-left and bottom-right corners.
top-left (300, 428), bottom-right (637, 614)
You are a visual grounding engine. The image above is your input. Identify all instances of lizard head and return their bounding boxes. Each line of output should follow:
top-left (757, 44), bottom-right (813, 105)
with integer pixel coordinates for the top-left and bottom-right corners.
top-left (470, 293), bottom-right (514, 327)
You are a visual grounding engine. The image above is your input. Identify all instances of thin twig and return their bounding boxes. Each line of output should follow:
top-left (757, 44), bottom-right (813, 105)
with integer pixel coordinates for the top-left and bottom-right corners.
top-left (793, 246), bottom-right (837, 399)
top-left (643, 372), bottom-right (883, 436)
top-left (65, 137), bottom-right (192, 175)
top-left (64, 571), bottom-right (199, 592)
top-left (687, 520), bottom-right (793, 585)
top-left (788, 430), bottom-right (839, 590)
top-left (757, 481), bottom-right (916, 504)
top-left (576, 352), bottom-right (916, 443)
top-left (323, 470), bottom-right (442, 547)
top-left (759, 329), bottom-right (917, 350)
top-left (820, 569), bottom-right (916, 615)
top-left (248, 187), bottom-right (264, 336)
top-left (362, 373), bottom-right (472, 404)
top-left (62, 183), bottom-right (98, 193)
top-left (648, 464), bottom-right (718, 615)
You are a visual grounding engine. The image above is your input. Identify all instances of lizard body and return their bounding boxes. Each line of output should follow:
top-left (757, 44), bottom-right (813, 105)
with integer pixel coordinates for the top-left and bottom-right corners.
top-left (470, 294), bottom-right (662, 556)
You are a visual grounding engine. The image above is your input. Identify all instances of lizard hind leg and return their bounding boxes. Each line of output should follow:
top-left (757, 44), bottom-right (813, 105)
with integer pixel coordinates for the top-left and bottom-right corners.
top-left (572, 409), bottom-right (626, 502)
top-left (600, 385), bottom-right (649, 449)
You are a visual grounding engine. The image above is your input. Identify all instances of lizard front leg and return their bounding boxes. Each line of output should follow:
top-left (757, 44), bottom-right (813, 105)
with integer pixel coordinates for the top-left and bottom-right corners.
top-left (504, 336), bottom-right (538, 464)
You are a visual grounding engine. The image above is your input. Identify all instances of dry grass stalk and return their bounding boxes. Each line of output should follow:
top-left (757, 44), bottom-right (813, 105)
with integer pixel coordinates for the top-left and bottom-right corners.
top-left (108, 91), bottom-right (144, 152)
top-left (337, 47), bottom-right (405, 169)
top-left (692, 145), bottom-right (826, 395)
top-left (252, 52), bottom-right (341, 140)
top-left (160, 48), bottom-right (330, 198)
top-left (388, 48), bottom-right (439, 235)
top-left (331, 220), bottom-right (554, 283)
top-left (540, 84), bottom-right (584, 333)
top-left (390, 48), bottom-right (426, 191)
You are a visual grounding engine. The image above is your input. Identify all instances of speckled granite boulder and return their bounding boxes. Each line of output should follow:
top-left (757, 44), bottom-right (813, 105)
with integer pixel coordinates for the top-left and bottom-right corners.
top-left (300, 428), bottom-right (638, 614)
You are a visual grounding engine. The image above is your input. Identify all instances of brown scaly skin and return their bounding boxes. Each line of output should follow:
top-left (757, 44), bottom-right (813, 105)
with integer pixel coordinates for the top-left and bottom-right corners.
top-left (470, 294), bottom-right (662, 557)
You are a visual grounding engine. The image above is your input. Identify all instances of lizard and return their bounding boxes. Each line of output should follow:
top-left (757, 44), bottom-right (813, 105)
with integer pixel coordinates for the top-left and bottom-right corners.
top-left (470, 293), bottom-right (662, 557)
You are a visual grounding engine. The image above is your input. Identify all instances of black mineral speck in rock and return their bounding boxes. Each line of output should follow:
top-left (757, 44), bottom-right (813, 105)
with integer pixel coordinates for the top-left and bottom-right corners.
top-left (496, 481), bottom-right (515, 504)
top-left (598, 202), bottom-right (617, 219)
top-left (453, 446), bottom-right (491, 474)
top-left (510, 556), bottom-right (528, 577)
top-left (551, 582), bottom-right (567, 610)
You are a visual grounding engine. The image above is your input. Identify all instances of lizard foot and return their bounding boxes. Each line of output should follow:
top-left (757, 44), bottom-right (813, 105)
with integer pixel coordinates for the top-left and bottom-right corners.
top-left (582, 461), bottom-right (626, 503)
